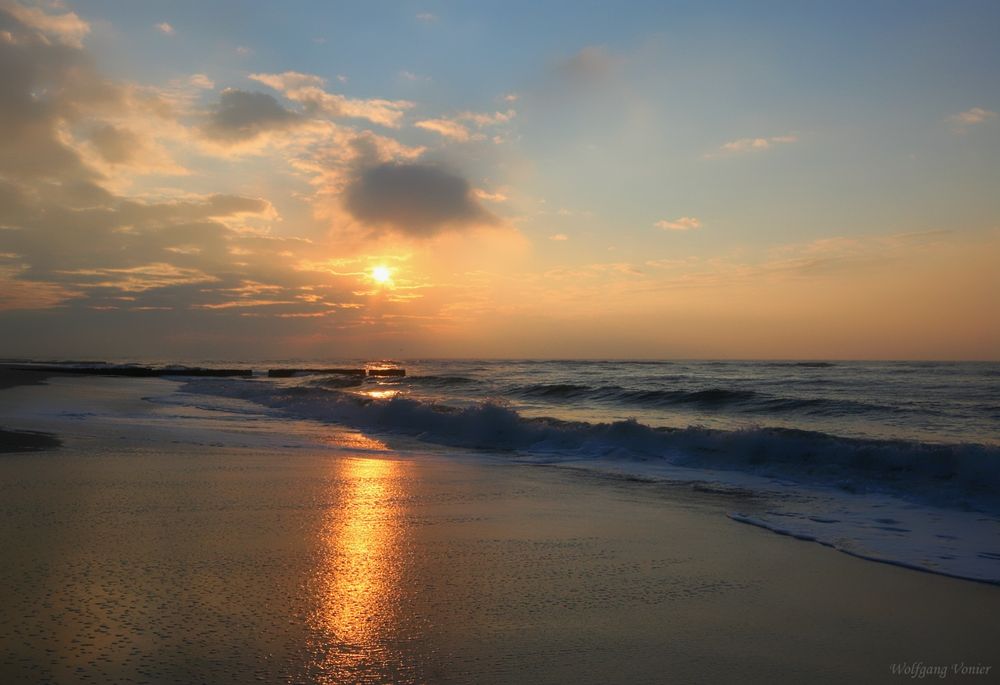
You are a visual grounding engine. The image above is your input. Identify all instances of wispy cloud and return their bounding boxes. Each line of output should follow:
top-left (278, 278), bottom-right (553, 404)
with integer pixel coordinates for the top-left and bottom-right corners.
top-left (949, 107), bottom-right (996, 132)
top-left (399, 70), bottom-right (431, 84)
top-left (473, 188), bottom-right (508, 203)
top-left (414, 109), bottom-right (515, 142)
top-left (654, 216), bottom-right (701, 231)
top-left (155, 22), bottom-right (174, 36)
top-left (188, 73), bottom-right (214, 89)
top-left (251, 71), bottom-right (413, 128)
top-left (415, 118), bottom-right (474, 141)
top-left (710, 134), bottom-right (798, 157)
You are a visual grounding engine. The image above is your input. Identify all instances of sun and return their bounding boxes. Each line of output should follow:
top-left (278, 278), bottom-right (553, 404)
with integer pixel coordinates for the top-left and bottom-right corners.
top-left (371, 265), bottom-right (392, 284)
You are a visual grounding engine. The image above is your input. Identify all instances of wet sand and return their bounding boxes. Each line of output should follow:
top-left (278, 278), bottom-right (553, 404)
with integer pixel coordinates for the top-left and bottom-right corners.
top-left (0, 428), bottom-right (60, 452)
top-left (0, 369), bottom-right (61, 452)
top-left (0, 378), bottom-right (997, 683)
top-left (0, 367), bottom-right (52, 390)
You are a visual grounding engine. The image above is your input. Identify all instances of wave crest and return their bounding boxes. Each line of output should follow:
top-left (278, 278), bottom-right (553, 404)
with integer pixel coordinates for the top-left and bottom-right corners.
top-left (182, 378), bottom-right (1000, 513)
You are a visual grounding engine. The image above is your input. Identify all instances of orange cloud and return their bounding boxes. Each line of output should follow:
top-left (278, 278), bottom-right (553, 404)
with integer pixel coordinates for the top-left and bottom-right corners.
top-left (1, 0), bottom-right (89, 47)
top-left (249, 71), bottom-right (413, 128)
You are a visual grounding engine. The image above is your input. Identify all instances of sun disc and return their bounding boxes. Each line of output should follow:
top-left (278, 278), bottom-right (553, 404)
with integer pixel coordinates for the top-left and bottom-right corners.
top-left (372, 266), bottom-right (391, 283)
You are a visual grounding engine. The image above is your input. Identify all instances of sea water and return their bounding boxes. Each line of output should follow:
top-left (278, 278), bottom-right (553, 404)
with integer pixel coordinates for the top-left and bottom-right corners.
top-left (15, 358), bottom-right (1000, 583)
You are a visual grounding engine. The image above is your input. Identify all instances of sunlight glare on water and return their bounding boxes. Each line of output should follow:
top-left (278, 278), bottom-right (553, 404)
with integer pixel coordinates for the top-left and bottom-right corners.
top-left (310, 457), bottom-right (414, 684)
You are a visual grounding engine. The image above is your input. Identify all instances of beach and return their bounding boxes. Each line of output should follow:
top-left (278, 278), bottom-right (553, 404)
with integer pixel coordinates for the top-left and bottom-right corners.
top-left (0, 371), bottom-right (997, 684)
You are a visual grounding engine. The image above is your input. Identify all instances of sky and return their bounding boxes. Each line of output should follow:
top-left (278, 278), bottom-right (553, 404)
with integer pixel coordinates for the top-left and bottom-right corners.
top-left (0, 0), bottom-right (997, 360)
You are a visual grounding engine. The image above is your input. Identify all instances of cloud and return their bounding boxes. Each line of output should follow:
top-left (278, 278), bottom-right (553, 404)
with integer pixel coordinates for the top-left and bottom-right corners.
top-left (1, 0), bottom-right (89, 47)
top-left (414, 109), bottom-right (515, 142)
top-left (416, 12), bottom-right (436, 22)
top-left (0, 2), bottom-right (178, 183)
top-left (556, 46), bottom-right (621, 85)
top-left (188, 73), bottom-right (214, 89)
top-left (343, 162), bottom-right (497, 237)
top-left (250, 71), bottom-right (324, 91)
top-left (155, 22), bottom-right (174, 36)
top-left (202, 89), bottom-right (301, 142)
top-left (88, 123), bottom-right (143, 164)
top-left (549, 233), bottom-right (568, 241)
top-left (250, 71), bottom-right (413, 128)
top-left (63, 263), bottom-right (217, 292)
top-left (529, 45), bottom-right (628, 117)
top-left (949, 107), bottom-right (996, 130)
top-left (0, 263), bottom-right (80, 309)
top-left (458, 109), bottom-right (515, 126)
top-left (415, 118), bottom-right (473, 141)
top-left (398, 70), bottom-right (431, 84)
top-left (714, 134), bottom-right (798, 156)
top-left (654, 216), bottom-right (701, 231)
top-left (473, 188), bottom-right (508, 202)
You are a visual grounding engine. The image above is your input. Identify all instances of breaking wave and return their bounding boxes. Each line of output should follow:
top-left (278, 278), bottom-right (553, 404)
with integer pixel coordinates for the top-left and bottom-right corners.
top-left (182, 378), bottom-right (1000, 514)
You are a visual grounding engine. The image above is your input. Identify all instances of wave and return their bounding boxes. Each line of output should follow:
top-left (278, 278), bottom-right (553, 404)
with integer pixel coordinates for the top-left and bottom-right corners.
top-left (516, 383), bottom-right (757, 406)
top-left (307, 376), bottom-right (364, 389)
top-left (625, 387), bottom-right (758, 406)
top-left (764, 361), bottom-right (837, 368)
top-left (517, 383), bottom-right (595, 398)
top-left (405, 374), bottom-right (482, 387)
top-left (512, 382), bottom-right (896, 416)
top-left (182, 378), bottom-right (1000, 513)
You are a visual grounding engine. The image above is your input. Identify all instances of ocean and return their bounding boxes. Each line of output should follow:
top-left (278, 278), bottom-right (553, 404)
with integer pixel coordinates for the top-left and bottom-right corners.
top-left (12, 358), bottom-right (1000, 584)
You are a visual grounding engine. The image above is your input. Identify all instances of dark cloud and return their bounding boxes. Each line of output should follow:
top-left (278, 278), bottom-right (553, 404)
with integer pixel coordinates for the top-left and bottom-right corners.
top-left (203, 89), bottom-right (301, 142)
top-left (343, 162), bottom-right (496, 237)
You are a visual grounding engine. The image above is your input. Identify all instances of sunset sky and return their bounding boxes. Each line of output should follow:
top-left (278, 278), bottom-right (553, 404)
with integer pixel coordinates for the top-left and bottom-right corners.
top-left (1, 0), bottom-right (997, 360)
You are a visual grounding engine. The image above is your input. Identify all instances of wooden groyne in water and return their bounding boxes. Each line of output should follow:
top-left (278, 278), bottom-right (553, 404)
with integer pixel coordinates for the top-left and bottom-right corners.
top-left (3, 364), bottom-right (405, 379)
top-left (8, 365), bottom-right (253, 378)
top-left (367, 368), bottom-right (406, 377)
top-left (267, 368), bottom-right (366, 378)
top-left (268, 368), bottom-right (405, 378)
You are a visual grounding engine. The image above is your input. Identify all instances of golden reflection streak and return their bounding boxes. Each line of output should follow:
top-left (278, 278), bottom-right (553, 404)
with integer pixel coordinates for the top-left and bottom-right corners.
top-left (311, 456), bottom-right (410, 683)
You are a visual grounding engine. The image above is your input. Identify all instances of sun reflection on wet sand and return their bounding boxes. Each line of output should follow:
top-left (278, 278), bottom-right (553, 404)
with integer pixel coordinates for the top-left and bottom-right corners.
top-left (320, 431), bottom-right (390, 452)
top-left (310, 456), bottom-right (413, 684)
